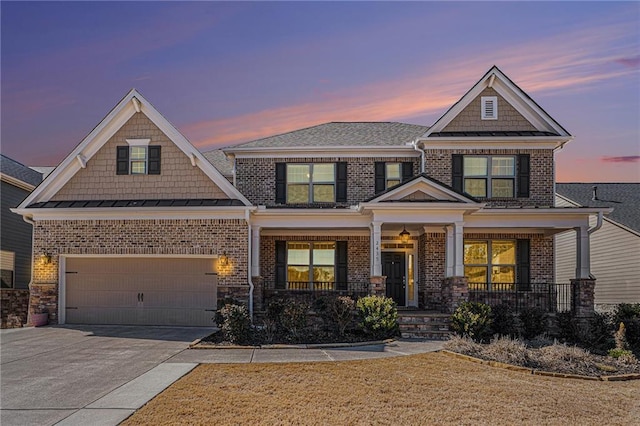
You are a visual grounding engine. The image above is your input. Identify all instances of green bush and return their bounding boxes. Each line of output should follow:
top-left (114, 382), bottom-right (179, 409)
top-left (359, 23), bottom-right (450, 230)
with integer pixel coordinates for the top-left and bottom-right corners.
top-left (489, 303), bottom-right (518, 337)
top-left (451, 302), bottom-right (492, 342)
top-left (356, 295), bottom-right (398, 339)
top-left (215, 303), bottom-right (251, 344)
top-left (518, 307), bottom-right (548, 340)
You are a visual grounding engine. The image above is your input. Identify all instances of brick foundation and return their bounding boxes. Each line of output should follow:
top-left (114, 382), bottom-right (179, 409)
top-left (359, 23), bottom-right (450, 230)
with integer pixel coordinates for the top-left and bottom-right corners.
top-left (369, 276), bottom-right (387, 297)
top-left (571, 278), bottom-right (595, 318)
top-left (441, 276), bottom-right (469, 313)
top-left (1, 289), bottom-right (30, 328)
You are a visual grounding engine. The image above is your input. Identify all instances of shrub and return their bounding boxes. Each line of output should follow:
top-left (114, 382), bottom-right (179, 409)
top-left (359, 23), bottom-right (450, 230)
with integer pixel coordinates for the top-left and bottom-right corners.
top-left (356, 295), bottom-right (398, 339)
top-left (280, 299), bottom-right (310, 341)
top-left (322, 296), bottom-right (355, 336)
top-left (451, 302), bottom-right (492, 342)
top-left (489, 303), bottom-right (518, 337)
top-left (614, 322), bottom-right (630, 351)
top-left (216, 303), bottom-right (251, 344)
top-left (614, 304), bottom-right (640, 355)
top-left (518, 307), bottom-right (548, 340)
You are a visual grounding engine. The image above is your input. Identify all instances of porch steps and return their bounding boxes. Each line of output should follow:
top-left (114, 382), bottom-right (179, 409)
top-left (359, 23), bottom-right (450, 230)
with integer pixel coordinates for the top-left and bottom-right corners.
top-left (397, 312), bottom-right (453, 340)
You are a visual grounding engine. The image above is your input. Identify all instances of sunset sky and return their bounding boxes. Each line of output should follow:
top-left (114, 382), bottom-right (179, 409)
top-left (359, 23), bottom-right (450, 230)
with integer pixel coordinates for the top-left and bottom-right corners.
top-left (2, 1), bottom-right (638, 182)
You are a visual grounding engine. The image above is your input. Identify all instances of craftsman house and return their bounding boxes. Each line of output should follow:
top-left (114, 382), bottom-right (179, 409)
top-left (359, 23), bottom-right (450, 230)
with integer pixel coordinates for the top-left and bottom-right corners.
top-left (14, 66), bottom-right (609, 326)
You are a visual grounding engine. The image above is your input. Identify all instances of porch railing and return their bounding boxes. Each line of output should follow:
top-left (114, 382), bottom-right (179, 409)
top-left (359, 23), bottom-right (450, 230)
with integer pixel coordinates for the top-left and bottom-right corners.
top-left (262, 281), bottom-right (370, 305)
top-left (467, 282), bottom-right (573, 313)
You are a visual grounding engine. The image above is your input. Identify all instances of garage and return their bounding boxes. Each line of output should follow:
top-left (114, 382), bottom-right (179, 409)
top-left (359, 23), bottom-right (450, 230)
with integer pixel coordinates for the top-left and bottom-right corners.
top-left (64, 257), bottom-right (217, 326)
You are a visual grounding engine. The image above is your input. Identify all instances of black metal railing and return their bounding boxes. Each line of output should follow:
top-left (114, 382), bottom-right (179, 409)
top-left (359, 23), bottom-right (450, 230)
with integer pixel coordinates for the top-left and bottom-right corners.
top-left (467, 282), bottom-right (573, 313)
top-left (262, 281), bottom-right (370, 304)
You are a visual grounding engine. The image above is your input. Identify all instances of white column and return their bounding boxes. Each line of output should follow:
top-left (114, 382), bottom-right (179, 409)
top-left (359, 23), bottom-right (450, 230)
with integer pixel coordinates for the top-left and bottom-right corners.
top-left (251, 225), bottom-right (261, 277)
top-left (453, 221), bottom-right (465, 277)
top-left (371, 221), bottom-right (382, 276)
top-left (575, 226), bottom-right (590, 279)
top-left (444, 225), bottom-right (454, 277)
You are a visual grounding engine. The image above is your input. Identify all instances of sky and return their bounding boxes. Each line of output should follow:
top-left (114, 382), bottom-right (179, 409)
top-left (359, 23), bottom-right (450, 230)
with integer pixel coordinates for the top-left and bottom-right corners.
top-left (1, 1), bottom-right (639, 182)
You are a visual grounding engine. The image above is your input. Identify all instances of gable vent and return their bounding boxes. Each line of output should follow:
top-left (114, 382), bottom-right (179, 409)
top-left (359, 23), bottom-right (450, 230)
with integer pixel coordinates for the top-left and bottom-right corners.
top-left (481, 96), bottom-right (498, 120)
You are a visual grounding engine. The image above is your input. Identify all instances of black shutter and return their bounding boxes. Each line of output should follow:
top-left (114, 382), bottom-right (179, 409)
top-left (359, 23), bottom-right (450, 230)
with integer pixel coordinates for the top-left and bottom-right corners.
top-left (116, 146), bottom-right (129, 175)
top-left (452, 154), bottom-right (463, 192)
top-left (375, 162), bottom-right (386, 193)
top-left (275, 240), bottom-right (287, 289)
top-left (402, 162), bottom-right (413, 182)
top-left (336, 241), bottom-right (348, 290)
top-left (516, 239), bottom-right (530, 291)
top-left (148, 145), bottom-right (161, 175)
top-left (517, 154), bottom-right (530, 198)
top-left (275, 163), bottom-right (286, 204)
top-left (336, 162), bottom-right (347, 202)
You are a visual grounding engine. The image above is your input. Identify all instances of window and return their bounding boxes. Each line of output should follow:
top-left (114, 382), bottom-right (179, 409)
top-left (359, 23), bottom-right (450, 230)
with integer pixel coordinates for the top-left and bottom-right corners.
top-left (481, 96), bottom-right (498, 120)
top-left (286, 164), bottom-right (335, 203)
top-left (287, 242), bottom-right (336, 289)
top-left (463, 156), bottom-right (515, 198)
top-left (375, 162), bottom-right (413, 193)
top-left (385, 163), bottom-right (402, 189)
top-left (1, 250), bottom-right (15, 288)
top-left (116, 141), bottom-right (161, 175)
top-left (464, 240), bottom-right (516, 290)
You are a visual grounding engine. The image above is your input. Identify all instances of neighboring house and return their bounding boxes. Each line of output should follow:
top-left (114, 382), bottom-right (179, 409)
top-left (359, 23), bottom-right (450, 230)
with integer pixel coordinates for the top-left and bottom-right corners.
top-left (555, 183), bottom-right (640, 311)
top-left (13, 66), bottom-right (608, 326)
top-left (1, 155), bottom-right (43, 289)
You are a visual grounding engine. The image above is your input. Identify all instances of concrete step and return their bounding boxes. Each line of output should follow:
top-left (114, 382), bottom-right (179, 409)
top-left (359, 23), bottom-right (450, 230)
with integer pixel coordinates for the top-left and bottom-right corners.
top-left (400, 330), bottom-right (452, 340)
top-left (397, 312), bottom-right (453, 339)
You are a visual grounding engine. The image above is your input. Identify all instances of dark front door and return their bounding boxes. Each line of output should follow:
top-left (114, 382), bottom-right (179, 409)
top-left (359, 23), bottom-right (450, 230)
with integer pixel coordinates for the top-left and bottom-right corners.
top-left (382, 252), bottom-right (405, 306)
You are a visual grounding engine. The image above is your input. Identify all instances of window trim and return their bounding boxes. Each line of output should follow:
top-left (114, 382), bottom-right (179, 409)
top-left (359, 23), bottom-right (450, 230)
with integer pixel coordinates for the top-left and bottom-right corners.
top-left (463, 155), bottom-right (515, 198)
top-left (286, 163), bottom-right (336, 204)
top-left (464, 239), bottom-right (516, 290)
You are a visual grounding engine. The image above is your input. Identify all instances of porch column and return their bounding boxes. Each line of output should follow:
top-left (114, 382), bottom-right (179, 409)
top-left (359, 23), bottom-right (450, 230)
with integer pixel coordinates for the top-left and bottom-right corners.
top-left (251, 225), bottom-right (261, 277)
top-left (575, 226), bottom-right (590, 279)
top-left (371, 221), bottom-right (382, 276)
top-left (444, 225), bottom-right (454, 277)
top-left (453, 221), bottom-right (465, 277)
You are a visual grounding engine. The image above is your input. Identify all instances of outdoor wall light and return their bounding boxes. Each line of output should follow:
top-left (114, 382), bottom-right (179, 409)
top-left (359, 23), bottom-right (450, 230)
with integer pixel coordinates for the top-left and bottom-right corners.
top-left (399, 226), bottom-right (411, 243)
top-left (218, 252), bottom-right (229, 266)
top-left (41, 253), bottom-right (52, 265)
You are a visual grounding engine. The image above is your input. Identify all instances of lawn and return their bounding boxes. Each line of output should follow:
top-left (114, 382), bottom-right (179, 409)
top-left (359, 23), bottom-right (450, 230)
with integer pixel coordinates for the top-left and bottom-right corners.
top-left (123, 352), bottom-right (639, 425)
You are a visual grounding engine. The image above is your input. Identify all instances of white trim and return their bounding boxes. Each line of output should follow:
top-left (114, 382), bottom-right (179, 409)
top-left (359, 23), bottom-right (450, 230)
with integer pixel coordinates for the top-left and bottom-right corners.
top-left (226, 146), bottom-right (420, 159)
top-left (0, 173), bottom-right (36, 191)
top-left (132, 96), bottom-right (142, 113)
top-left (189, 153), bottom-right (197, 167)
top-left (260, 229), bottom-right (370, 236)
top-left (367, 176), bottom-right (480, 204)
top-left (125, 138), bottom-right (150, 146)
top-left (419, 137), bottom-right (572, 150)
top-left (75, 155), bottom-right (87, 169)
top-left (12, 206), bottom-right (252, 221)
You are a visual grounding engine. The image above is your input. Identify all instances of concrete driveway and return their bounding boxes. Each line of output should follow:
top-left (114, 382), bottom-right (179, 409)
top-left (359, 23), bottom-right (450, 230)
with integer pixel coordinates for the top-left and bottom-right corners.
top-left (0, 325), bottom-right (214, 426)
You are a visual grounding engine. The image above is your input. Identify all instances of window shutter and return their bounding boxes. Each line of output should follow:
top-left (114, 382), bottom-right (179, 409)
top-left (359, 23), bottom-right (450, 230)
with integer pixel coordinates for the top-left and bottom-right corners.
top-left (148, 145), bottom-right (161, 175)
top-left (336, 241), bottom-right (348, 291)
top-left (275, 163), bottom-right (286, 204)
top-left (335, 162), bottom-right (347, 202)
top-left (517, 154), bottom-right (530, 198)
top-left (452, 154), bottom-right (463, 192)
top-left (374, 162), bottom-right (386, 193)
top-left (275, 240), bottom-right (287, 289)
top-left (402, 162), bottom-right (413, 182)
top-left (516, 239), bottom-right (530, 291)
top-left (116, 146), bottom-right (129, 175)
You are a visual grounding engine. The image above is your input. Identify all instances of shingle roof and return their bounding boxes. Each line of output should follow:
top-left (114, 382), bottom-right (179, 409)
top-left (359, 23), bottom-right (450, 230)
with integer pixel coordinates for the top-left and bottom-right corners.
top-left (429, 130), bottom-right (559, 137)
top-left (29, 166), bottom-right (56, 179)
top-left (0, 154), bottom-right (43, 187)
top-left (556, 183), bottom-right (640, 233)
top-left (226, 122), bottom-right (429, 149)
top-left (201, 150), bottom-right (233, 176)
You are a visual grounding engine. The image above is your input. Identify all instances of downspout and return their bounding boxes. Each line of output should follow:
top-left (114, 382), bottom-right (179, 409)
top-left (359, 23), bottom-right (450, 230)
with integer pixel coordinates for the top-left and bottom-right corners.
top-left (588, 211), bottom-right (603, 235)
top-left (412, 139), bottom-right (425, 174)
top-left (245, 209), bottom-right (254, 321)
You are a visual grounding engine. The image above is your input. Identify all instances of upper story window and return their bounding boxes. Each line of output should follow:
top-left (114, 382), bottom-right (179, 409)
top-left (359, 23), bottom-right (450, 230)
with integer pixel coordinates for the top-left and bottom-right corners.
top-left (287, 163), bottom-right (335, 203)
top-left (481, 96), bottom-right (498, 120)
top-left (375, 161), bottom-right (414, 194)
top-left (276, 162), bottom-right (347, 204)
top-left (117, 139), bottom-right (161, 175)
top-left (463, 156), bottom-right (515, 198)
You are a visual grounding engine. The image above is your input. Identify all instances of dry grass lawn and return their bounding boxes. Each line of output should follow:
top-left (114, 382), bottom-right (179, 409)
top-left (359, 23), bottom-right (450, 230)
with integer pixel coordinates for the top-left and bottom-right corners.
top-left (124, 352), bottom-right (639, 425)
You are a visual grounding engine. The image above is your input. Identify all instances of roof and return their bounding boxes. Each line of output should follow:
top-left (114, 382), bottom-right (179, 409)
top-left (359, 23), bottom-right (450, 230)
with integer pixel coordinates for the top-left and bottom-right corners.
top-left (364, 173), bottom-right (481, 203)
top-left (30, 166), bottom-right (56, 179)
top-left (429, 130), bottom-right (559, 137)
top-left (556, 183), bottom-right (640, 233)
top-left (226, 122), bottom-right (429, 149)
top-left (1, 154), bottom-right (43, 187)
top-left (202, 150), bottom-right (233, 176)
top-left (27, 199), bottom-right (245, 208)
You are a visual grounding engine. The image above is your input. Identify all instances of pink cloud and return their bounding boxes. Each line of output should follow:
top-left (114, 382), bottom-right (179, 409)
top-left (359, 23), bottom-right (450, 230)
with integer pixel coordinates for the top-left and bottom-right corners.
top-left (601, 155), bottom-right (640, 163)
top-left (615, 56), bottom-right (640, 68)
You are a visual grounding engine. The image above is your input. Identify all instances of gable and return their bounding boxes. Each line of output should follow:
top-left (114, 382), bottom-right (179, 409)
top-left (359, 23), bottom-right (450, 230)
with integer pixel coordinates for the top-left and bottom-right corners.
top-left (367, 175), bottom-right (480, 204)
top-left (51, 114), bottom-right (229, 201)
top-left (441, 87), bottom-right (537, 133)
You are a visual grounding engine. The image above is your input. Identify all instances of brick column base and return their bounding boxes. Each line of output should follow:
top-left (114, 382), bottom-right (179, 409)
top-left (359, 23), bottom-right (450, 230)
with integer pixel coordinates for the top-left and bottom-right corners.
top-left (252, 276), bottom-right (263, 312)
top-left (29, 283), bottom-right (58, 325)
top-left (571, 278), bottom-right (595, 318)
top-left (1, 289), bottom-right (30, 328)
top-left (369, 276), bottom-right (387, 297)
top-left (441, 276), bottom-right (469, 314)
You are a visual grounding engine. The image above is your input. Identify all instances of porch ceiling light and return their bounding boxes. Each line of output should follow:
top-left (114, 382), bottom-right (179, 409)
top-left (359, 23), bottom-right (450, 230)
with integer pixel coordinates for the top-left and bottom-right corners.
top-left (399, 226), bottom-right (411, 243)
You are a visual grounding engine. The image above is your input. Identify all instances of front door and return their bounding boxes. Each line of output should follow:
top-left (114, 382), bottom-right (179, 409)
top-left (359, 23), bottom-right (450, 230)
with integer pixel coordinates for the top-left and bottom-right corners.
top-left (382, 252), bottom-right (405, 306)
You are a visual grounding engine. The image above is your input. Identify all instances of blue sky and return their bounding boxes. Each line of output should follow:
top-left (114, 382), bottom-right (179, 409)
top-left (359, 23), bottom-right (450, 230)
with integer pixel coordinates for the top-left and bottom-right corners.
top-left (2, 1), bottom-right (638, 181)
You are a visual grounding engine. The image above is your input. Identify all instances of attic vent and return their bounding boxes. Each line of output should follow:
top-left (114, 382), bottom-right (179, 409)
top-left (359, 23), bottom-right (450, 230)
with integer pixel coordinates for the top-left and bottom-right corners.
top-left (481, 96), bottom-right (498, 120)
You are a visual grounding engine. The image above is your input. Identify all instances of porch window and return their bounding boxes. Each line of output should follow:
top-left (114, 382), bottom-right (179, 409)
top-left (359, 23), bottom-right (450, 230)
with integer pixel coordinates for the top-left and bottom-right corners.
top-left (464, 240), bottom-right (516, 290)
top-left (462, 156), bottom-right (515, 198)
top-left (286, 164), bottom-right (335, 203)
top-left (287, 242), bottom-right (335, 289)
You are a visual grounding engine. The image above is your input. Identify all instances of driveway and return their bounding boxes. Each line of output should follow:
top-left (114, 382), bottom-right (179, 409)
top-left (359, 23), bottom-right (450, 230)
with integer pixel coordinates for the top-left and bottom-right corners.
top-left (0, 325), bottom-right (214, 426)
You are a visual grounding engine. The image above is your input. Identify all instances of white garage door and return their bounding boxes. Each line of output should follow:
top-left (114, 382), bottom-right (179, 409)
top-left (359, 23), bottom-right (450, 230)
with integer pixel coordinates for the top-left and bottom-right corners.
top-left (65, 257), bottom-right (217, 326)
